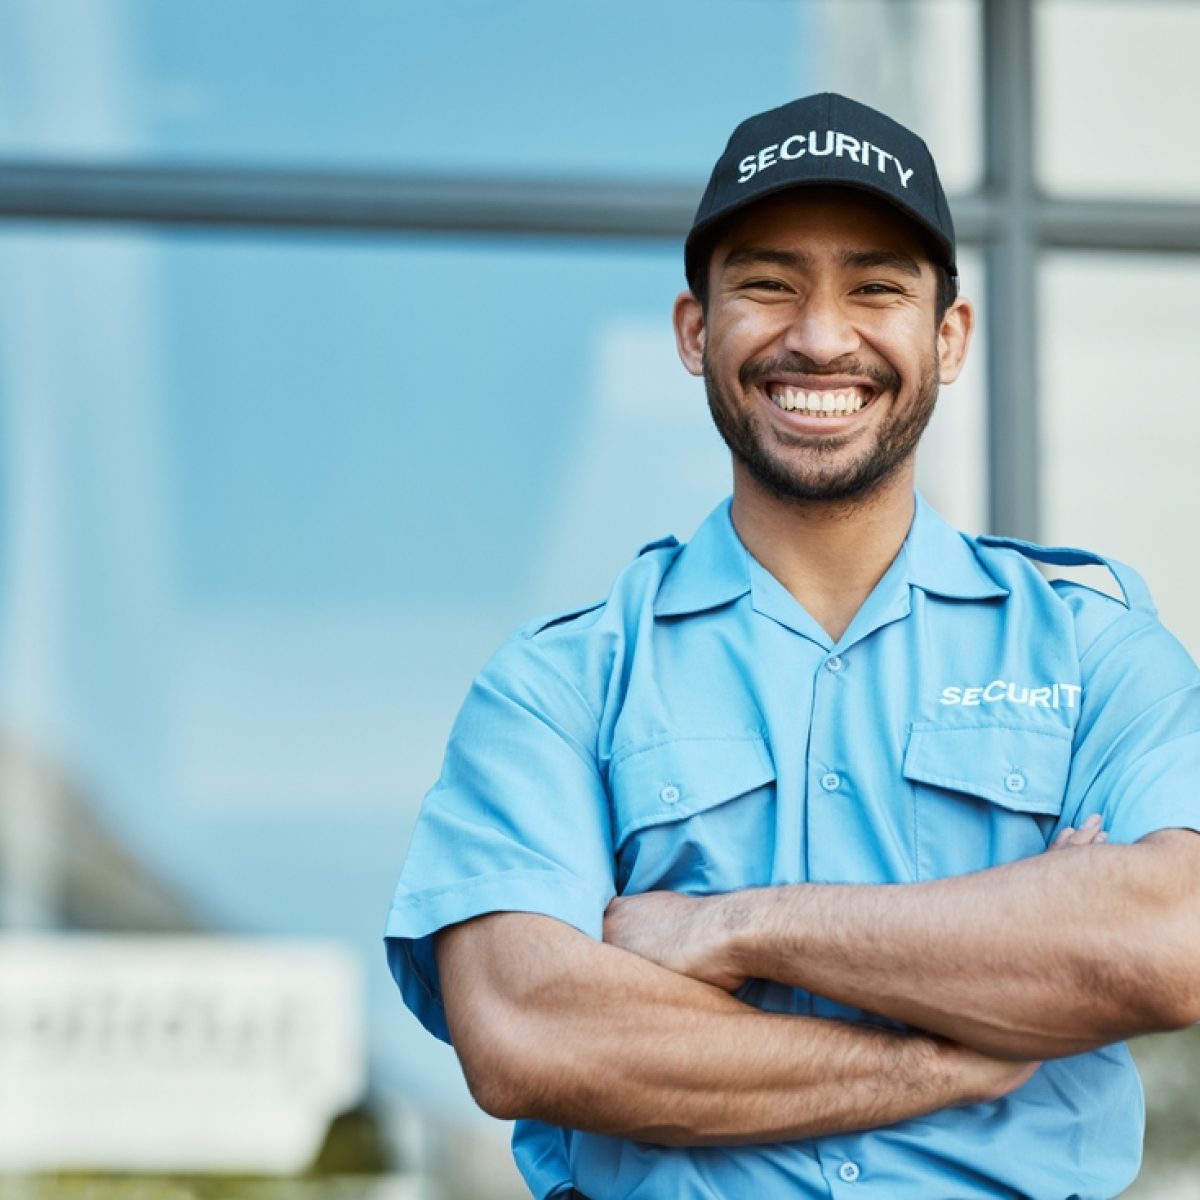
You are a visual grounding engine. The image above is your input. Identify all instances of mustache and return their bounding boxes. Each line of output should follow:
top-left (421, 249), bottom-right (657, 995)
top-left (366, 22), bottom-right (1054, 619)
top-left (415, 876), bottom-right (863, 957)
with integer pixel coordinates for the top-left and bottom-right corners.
top-left (738, 354), bottom-right (900, 393)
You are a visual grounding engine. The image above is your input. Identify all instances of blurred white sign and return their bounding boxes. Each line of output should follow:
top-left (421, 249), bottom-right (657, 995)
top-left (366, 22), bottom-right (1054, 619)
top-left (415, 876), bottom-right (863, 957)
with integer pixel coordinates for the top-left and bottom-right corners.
top-left (0, 935), bottom-right (364, 1173)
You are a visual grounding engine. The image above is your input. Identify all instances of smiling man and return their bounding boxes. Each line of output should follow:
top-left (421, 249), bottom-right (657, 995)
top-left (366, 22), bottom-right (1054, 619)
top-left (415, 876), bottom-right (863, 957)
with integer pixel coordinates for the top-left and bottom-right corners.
top-left (386, 94), bottom-right (1200, 1199)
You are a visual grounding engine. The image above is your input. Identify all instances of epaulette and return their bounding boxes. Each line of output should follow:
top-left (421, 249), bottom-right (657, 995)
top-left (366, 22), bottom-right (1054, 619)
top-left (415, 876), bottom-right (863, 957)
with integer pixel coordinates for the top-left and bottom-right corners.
top-left (636, 534), bottom-right (681, 557)
top-left (526, 600), bottom-right (606, 637)
top-left (975, 534), bottom-right (1155, 614)
top-left (525, 536), bottom-right (680, 638)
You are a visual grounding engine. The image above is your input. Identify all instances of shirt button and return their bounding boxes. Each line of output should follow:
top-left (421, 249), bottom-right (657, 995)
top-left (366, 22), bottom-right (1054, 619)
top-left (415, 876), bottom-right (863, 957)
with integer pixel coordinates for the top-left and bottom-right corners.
top-left (825, 654), bottom-right (844, 673)
top-left (1005, 771), bottom-right (1027, 793)
top-left (838, 1161), bottom-right (861, 1182)
top-left (821, 772), bottom-right (841, 792)
top-left (659, 784), bottom-right (681, 805)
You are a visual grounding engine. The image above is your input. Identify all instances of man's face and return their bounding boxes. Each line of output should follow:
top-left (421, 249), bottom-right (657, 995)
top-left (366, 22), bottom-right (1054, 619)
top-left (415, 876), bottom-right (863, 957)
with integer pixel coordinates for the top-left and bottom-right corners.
top-left (674, 189), bottom-right (972, 504)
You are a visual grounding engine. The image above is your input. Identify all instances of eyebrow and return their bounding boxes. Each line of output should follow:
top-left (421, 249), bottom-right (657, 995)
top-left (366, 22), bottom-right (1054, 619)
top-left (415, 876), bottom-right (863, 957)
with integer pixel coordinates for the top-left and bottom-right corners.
top-left (721, 246), bottom-right (924, 278)
top-left (842, 249), bottom-right (923, 277)
top-left (721, 246), bottom-right (808, 272)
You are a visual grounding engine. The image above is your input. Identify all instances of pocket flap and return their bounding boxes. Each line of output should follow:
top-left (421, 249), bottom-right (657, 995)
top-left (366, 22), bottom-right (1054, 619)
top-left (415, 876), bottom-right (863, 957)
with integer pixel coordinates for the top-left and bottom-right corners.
top-left (610, 734), bottom-right (775, 849)
top-left (903, 722), bottom-right (1070, 815)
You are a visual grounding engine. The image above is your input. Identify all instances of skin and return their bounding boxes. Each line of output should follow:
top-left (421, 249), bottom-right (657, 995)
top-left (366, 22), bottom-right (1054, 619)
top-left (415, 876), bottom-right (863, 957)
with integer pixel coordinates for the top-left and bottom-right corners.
top-left (605, 822), bottom-right (1200, 1061)
top-left (436, 189), bottom-right (1200, 1145)
top-left (437, 911), bottom-right (1040, 1144)
top-left (673, 188), bottom-right (973, 639)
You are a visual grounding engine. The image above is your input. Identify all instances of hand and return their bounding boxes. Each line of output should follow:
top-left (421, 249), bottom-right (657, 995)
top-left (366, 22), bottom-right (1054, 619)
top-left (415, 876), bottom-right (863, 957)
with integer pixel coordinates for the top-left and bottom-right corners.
top-left (1048, 812), bottom-right (1107, 852)
top-left (604, 890), bottom-right (747, 992)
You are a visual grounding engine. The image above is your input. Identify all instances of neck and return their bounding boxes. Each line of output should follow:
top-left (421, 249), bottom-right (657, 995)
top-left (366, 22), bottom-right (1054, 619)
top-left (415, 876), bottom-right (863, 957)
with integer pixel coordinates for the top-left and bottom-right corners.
top-left (730, 466), bottom-right (916, 642)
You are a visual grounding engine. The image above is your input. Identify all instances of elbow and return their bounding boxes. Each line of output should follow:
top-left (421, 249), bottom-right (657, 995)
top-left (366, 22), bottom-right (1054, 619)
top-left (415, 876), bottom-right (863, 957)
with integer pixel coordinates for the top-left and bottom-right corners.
top-left (1145, 911), bottom-right (1200, 1031)
top-left (461, 1060), bottom-right (528, 1121)
top-left (1157, 919), bottom-right (1200, 1030)
top-left (1110, 929), bottom-right (1200, 1035)
top-left (1149, 972), bottom-right (1200, 1033)
top-left (451, 1010), bottom-right (552, 1121)
top-left (1118, 835), bottom-right (1200, 1032)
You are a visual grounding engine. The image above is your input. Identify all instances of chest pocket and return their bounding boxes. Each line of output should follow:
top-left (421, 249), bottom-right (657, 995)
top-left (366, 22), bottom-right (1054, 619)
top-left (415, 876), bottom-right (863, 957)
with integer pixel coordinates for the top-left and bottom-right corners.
top-left (903, 721), bottom-right (1072, 881)
top-left (610, 734), bottom-right (775, 895)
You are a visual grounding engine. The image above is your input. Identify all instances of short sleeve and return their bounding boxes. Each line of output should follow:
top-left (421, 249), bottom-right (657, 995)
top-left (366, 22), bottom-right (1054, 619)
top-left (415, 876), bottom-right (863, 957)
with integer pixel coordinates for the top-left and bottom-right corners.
top-left (384, 634), bottom-right (616, 1042)
top-left (1062, 593), bottom-right (1200, 845)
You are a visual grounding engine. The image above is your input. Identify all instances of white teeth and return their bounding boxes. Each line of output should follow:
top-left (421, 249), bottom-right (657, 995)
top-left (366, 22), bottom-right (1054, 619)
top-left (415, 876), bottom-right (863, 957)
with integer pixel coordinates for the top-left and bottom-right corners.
top-left (770, 387), bottom-right (867, 416)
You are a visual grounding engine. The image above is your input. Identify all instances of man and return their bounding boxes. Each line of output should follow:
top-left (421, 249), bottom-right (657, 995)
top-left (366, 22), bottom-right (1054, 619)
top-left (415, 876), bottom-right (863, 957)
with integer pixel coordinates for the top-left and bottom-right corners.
top-left (386, 94), bottom-right (1200, 1198)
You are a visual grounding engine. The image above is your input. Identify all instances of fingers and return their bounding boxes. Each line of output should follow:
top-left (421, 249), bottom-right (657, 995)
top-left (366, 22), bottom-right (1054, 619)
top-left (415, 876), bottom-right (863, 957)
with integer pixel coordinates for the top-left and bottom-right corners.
top-left (1049, 813), bottom-right (1107, 851)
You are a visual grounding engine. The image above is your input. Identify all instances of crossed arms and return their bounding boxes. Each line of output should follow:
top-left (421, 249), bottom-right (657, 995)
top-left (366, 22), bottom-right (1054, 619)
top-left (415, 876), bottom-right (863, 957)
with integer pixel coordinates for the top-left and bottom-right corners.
top-left (435, 821), bottom-right (1200, 1145)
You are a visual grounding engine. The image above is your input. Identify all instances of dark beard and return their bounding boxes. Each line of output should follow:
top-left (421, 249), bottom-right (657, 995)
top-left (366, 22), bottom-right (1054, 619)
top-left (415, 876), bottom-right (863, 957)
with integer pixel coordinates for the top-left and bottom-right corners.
top-left (704, 351), bottom-right (940, 503)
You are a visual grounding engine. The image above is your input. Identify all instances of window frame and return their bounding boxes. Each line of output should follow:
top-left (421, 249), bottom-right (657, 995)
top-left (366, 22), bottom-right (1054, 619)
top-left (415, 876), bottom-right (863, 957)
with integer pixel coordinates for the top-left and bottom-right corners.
top-left (0, 0), bottom-right (1195, 539)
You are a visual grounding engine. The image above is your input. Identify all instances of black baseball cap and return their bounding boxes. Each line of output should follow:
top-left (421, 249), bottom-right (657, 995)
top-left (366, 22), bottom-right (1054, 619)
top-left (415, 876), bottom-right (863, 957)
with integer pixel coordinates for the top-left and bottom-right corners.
top-left (684, 92), bottom-right (957, 291)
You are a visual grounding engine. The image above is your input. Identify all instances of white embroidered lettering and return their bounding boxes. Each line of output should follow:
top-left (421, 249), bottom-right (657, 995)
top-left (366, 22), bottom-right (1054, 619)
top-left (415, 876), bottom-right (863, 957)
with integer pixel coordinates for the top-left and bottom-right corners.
top-left (938, 680), bottom-right (1081, 710)
top-left (779, 134), bottom-right (806, 160)
top-left (807, 129), bottom-right (835, 156)
top-left (834, 132), bottom-right (862, 163)
top-left (738, 132), bottom-right (912, 185)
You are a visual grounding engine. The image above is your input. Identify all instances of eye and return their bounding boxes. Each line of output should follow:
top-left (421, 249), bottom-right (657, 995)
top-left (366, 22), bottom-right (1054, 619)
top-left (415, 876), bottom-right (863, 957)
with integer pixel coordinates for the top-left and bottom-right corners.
top-left (741, 277), bottom-right (791, 294)
top-left (854, 281), bottom-right (903, 296)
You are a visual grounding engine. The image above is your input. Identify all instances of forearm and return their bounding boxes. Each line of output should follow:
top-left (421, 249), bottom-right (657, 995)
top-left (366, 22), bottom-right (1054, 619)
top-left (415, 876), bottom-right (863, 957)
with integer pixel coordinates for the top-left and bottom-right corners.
top-left (713, 832), bottom-right (1200, 1058)
top-left (436, 912), bottom-right (1030, 1146)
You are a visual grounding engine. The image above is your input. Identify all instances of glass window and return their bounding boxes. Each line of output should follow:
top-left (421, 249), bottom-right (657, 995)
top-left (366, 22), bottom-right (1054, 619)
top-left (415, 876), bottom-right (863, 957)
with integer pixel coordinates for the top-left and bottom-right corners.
top-left (0, 0), bottom-right (982, 190)
top-left (0, 0), bottom-right (992, 1139)
top-left (1039, 252), bottom-right (1200, 658)
top-left (0, 0), bottom-right (807, 175)
top-left (803, 0), bottom-right (983, 194)
top-left (0, 224), bottom-right (711, 1108)
top-left (0, 220), bottom-right (989, 1106)
top-left (1036, 0), bottom-right (1200, 199)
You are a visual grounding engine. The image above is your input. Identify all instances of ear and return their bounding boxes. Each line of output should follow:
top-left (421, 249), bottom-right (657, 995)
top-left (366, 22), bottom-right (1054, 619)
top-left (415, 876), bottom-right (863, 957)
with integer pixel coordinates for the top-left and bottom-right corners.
top-left (673, 290), bottom-right (706, 377)
top-left (937, 295), bottom-right (974, 385)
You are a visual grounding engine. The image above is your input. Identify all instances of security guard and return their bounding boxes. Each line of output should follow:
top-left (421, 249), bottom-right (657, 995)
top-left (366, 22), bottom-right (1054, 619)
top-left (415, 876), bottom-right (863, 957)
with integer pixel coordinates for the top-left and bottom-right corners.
top-left (386, 94), bottom-right (1200, 1198)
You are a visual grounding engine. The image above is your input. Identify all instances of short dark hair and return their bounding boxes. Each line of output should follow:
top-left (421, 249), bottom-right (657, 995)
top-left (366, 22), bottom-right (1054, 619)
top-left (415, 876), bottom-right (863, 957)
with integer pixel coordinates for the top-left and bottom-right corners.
top-left (933, 263), bottom-right (959, 321)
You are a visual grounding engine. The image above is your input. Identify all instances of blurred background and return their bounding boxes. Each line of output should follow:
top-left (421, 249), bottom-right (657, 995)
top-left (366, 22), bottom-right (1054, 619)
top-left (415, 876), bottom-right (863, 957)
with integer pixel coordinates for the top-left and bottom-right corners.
top-left (0, 0), bottom-right (1197, 1197)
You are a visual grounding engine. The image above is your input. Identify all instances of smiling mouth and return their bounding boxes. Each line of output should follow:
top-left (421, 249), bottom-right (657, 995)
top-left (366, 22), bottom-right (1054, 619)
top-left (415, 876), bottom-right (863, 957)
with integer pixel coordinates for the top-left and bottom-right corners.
top-left (767, 385), bottom-right (871, 416)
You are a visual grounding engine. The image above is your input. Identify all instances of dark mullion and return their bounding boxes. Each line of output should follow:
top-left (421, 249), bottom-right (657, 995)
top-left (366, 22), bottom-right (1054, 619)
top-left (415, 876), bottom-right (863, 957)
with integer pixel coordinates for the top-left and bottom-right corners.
top-left (0, 163), bottom-right (1197, 251)
top-left (982, 0), bottom-right (1040, 539)
top-left (0, 163), bottom-right (700, 239)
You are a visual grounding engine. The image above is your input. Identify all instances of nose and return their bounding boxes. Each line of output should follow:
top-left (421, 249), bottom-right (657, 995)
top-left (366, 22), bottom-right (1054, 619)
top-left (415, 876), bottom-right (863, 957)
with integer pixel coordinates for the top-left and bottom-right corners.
top-left (781, 289), bottom-right (860, 365)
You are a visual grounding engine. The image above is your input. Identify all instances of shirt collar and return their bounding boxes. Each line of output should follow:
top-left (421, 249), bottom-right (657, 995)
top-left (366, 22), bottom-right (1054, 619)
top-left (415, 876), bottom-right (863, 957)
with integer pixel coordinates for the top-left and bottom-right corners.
top-left (654, 493), bottom-right (1006, 618)
top-left (654, 499), bottom-right (750, 617)
top-left (904, 494), bottom-right (1009, 601)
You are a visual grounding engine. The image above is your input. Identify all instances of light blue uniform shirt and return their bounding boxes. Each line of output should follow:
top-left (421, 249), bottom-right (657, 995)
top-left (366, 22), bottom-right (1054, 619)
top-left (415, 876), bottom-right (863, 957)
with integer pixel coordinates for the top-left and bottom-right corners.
top-left (386, 496), bottom-right (1200, 1200)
